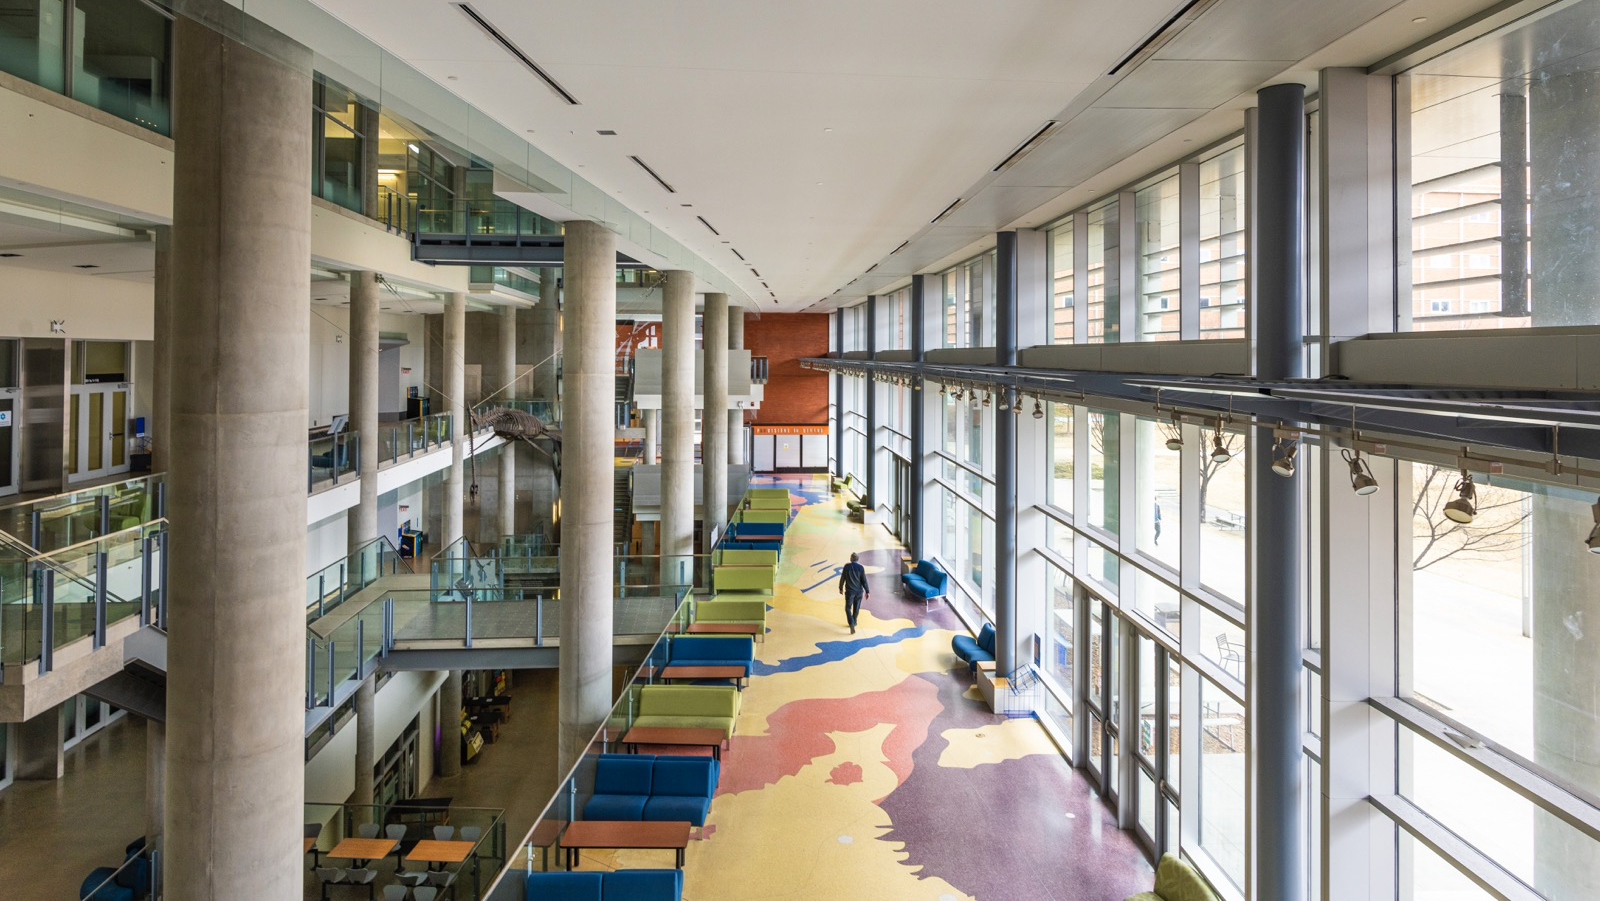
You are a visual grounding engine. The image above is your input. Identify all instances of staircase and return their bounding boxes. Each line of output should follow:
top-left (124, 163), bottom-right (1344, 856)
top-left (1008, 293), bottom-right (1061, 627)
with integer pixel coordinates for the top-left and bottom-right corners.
top-left (613, 467), bottom-right (633, 552)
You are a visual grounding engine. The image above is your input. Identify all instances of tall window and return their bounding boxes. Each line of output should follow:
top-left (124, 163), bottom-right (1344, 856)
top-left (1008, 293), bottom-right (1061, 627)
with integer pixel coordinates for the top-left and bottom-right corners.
top-left (1048, 403), bottom-right (1074, 514)
top-left (1136, 174), bottom-right (1182, 341)
top-left (1199, 146), bottom-right (1246, 339)
top-left (0, 0), bottom-right (173, 134)
top-left (1049, 220), bottom-right (1076, 343)
top-left (1086, 201), bottom-right (1121, 343)
top-left (313, 74), bottom-right (368, 214)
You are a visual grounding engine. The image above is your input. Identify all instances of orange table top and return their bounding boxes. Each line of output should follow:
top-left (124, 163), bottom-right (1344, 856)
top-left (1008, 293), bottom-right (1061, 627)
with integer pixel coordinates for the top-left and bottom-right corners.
top-left (325, 837), bottom-right (397, 860)
top-left (406, 839), bottom-right (475, 864)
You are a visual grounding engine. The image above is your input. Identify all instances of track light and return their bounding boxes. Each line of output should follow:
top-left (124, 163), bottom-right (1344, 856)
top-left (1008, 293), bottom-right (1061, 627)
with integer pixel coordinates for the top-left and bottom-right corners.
top-left (982, 392), bottom-right (992, 408)
top-left (1587, 499), bottom-right (1600, 554)
top-left (1013, 397), bottom-right (1024, 416)
top-left (1342, 448), bottom-right (1380, 496)
top-left (997, 392), bottom-right (1010, 411)
top-left (1033, 399), bottom-right (1044, 419)
top-left (913, 380), bottom-right (922, 391)
top-left (939, 383), bottom-right (947, 396)
top-left (1443, 468), bottom-right (1477, 524)
top-left (1161, 414), bottom-right (1183, 452)
top-left (1271, 437), bottom-right (1298, 478)
top-left (1210, 424), bottom-right (1232, 463)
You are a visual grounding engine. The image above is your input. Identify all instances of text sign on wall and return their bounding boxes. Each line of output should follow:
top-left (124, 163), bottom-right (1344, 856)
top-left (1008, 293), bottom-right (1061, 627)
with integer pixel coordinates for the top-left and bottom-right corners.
top-left (751, 425), bottom-right (828, 436)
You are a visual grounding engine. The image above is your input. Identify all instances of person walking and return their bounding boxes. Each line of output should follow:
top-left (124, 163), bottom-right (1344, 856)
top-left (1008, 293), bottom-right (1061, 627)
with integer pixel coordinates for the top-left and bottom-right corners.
top-left (838, 552), bottom-right (869, 634)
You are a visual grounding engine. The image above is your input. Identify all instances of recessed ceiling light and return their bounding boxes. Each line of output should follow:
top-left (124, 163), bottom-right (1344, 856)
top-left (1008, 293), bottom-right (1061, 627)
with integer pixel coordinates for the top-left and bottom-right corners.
top-left (1412, 16), bottom-right (1428, 23)
top-left (597, 129), bottom-right (617, 136)
top-left (0, 253), bottom-right (20, 258)
top-left (74, 263), bottom-right (99, 269)
top-left (824, 127), bottom-right (833, 133)
top-left (446, 75), bottom-right (459, 81)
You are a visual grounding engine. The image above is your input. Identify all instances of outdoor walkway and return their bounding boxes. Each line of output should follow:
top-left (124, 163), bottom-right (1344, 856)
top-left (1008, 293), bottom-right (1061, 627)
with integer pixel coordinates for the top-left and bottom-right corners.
top-left (598, 475), bottom-right (1154, 900)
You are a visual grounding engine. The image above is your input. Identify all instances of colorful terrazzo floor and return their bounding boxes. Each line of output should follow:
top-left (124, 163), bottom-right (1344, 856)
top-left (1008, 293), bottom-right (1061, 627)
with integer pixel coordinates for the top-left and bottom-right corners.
top-left (609, 475), bottom-right (1153, 900)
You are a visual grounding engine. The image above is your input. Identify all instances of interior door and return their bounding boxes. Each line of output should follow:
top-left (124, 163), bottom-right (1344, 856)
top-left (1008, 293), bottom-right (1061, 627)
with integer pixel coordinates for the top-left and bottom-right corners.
top-left (0, 397), bottom-right (16, 498)
top-left (69, 385), bottom-right (131, 483)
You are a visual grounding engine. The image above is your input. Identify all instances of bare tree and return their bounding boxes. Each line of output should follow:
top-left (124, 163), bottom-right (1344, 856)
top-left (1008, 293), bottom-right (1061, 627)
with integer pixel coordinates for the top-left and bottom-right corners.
top-left (1412, 464), bottom-right (1530, 570)
top-left (1197, 430), bottom-right (1242, 526)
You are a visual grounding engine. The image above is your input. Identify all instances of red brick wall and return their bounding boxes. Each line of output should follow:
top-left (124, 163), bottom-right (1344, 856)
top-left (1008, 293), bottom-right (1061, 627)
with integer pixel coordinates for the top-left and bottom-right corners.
top-left (744, 313), bottom-right (829, 424)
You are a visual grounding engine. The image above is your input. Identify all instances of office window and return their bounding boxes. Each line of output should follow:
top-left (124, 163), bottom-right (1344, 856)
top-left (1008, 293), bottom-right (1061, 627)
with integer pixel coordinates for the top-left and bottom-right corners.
top-left (71, 0), bottom-right (171, 133)
top-left (1398, 830), bottom-right (1498, 900)
top-left (1136, 173), bottom-right (1182, 341)
top-left (313, 74), bottom-right (368, 214)
top-left (1048, 403), bottom-right (1074, 515)
top-left (1198, 146), bottom-right (1246, 338)
top-left (1049, 220), bottom-right (1075, 343)
top-left (1086, 200), bottom-right (1121, 344)
top-left (1133, 568), bottom-right (1179, 640)
top-left (942, 269), bottom-right (958, 348)
top-left (0, 0), bottom-right (67, 92)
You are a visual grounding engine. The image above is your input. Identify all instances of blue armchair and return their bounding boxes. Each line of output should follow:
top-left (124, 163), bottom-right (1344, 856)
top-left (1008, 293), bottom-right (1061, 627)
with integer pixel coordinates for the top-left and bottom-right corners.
top-left (952, 622), bottom-right (996, 674)
top-left (522, 869), bottom-right (683, 901)
top-left (583, 754), bottom-right (654, 821)
top-left (901, 559), bottom-right (949, 602)
top-left (642, 756), bottom-right (719, 828)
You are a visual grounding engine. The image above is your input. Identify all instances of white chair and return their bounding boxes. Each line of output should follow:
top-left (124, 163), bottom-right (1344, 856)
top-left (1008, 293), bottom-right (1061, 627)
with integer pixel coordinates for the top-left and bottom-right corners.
top-left (314, 867), bottom-right (347, 901)
top-left (357, 823), bottom-right (382, 839)
top-left (346, 868), bottom-right (379, 901)
top-left (432, 825), bottom-right (455, 841)
top-left (382, 886), bottom-right (410, 901)
top-left (412, 888), bottom-right (439, 901)
top-left (458, 826), bottom-right (481, 844)
top-left (397, 872), bottom-right (429, 888)
top-left (426, 869), bottom-right (457, 889)
top-left (386, 824), bottom-right (409, 870)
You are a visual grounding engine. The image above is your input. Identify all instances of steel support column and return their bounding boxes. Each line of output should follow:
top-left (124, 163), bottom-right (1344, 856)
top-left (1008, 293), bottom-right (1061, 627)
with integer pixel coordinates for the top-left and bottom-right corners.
top-left (910, 277), bottom-right (926, 561)
top-left (994, 232), bottom-right (1019, 675)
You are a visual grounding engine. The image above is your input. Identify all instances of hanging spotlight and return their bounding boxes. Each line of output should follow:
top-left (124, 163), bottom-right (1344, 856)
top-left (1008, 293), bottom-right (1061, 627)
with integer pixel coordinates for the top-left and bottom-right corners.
top-left (1342, 447), bottom-right (1380, 496)
top-left (1162, 414), bottom-right (1184, 452)
top-left (1013, 395), bottom-right (1024, 415)
top-left (997, 391), bottom-right (1011, 411)
top-left (1586, 498), bottom-right (1600, 554)
top-left (1443, 468), bottom-right (1477, 524)
top-left (1033, 399), bottom-right (1044, 420)
top-left (939, 383), bottom-right (947, 396)
top-left (1210, 421), bottom-right (1232, 463)
top-left (1270, 437), bottom-right (1299, 478)
top-left (982, 392), bottom-right (992, 408)
top-left (913, 379), bottom-right (922, 391)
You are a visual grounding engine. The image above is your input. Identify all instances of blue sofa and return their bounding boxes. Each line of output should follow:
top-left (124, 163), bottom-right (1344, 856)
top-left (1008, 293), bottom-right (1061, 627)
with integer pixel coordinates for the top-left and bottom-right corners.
top-left (727, 522), bottom-right (784, 541)
top-left (667, 636), bottom-right (755, 682)
top-left (901, 559), bottom-right (949, 602)
top-left (80, 867), bottom-right (132, 901)
top-left (523, 868), bottom-right (683, 901)
top-left (953, 622), bottom-right (996, 674)
top-left (584, 754), bottom-right (720, 827)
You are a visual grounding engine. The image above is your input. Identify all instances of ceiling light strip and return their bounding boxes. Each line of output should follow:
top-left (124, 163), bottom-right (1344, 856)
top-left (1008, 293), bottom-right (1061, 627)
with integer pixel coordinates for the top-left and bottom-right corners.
top-left (1106, 0), bottom-right (1222, 76)
top-left (697, 216), bottom-right (720, 236)
top-left (931, 198), bottom-right (962, 224)
top-left (992, 120), bottom-right (1060, 173)
top-left (629, 156), bottom-right (676, 193)
top-left (455, 4), bottom-right (580, 106)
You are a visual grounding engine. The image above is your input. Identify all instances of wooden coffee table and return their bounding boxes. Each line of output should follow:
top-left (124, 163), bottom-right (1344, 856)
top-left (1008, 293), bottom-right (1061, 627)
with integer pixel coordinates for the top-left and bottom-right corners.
top-left (686, 622), bottom-right (763, 642)
top-left (621, 725), bottom-right (728, 761)
top-left (561, 820), bottom-right (691, 870)
top-left (660, 664), bottom-right (747, 689)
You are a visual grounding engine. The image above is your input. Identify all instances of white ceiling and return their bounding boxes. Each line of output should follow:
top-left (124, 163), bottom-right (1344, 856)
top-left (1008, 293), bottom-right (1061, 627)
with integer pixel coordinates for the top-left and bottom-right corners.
top-left (311, 0), bottom-right (1508, 313)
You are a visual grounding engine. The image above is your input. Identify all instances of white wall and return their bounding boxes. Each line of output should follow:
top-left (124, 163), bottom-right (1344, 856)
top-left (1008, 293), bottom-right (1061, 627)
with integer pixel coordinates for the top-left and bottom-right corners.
top-left (307, 512), bottom-right (349, 577)
top-left (0, 266), bottom-right (153, 340)
top-left (303, 669), bottom-right (446, 805)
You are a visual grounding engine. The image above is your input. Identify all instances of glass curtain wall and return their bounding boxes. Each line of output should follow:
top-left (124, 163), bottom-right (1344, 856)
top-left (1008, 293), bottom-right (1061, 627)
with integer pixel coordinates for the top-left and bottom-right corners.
top-left (1136, 172), bottom-right (1182, 341)
top-left (1199, 145), bottom-right (1247, 338)
top-left (0, 0), bottom-right (172, 133)
top-left (1049, 219), bottom-right (1075, 343)
top-left (312, 73), bottom-right (368, 214)
top-left (932, 383), bottom-right (994, 621)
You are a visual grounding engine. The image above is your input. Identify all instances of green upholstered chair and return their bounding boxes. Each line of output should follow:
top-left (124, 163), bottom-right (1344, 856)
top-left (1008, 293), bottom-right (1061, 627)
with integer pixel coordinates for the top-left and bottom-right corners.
top-left (717, 548), bottom-right (779, 567)
top-left (712, 564), bottom-right (775, 594)
top-left (1124, 853), bottom-right (1222, 901)
top-left (695, 597), bottom-right (768, 628)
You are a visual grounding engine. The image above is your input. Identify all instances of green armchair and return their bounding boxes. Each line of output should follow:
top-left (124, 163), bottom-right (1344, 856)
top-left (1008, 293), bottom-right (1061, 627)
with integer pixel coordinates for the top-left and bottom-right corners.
top-left (1124, 853), bottom-right (1221, 901)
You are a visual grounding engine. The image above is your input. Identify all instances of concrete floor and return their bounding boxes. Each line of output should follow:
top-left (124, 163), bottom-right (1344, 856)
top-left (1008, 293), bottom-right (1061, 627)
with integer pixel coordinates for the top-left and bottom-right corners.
top-left (0, 714), bottom-right (149, 900)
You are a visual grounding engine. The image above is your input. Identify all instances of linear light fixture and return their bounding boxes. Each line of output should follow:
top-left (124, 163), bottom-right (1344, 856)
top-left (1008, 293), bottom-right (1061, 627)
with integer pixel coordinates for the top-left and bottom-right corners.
top-left (1107, 0), bottom-right (1222, 76)
top-left (629, 156), bottom-right (676, 193)
top-left (455, 4), bottom-right (579, 105)
top-left (730, 248), bottom-right (747, 262)
top-left (992, 120), bottom-right (1060, 173)
top-left (891, 240), bottom-right (910, 255)
top-left (931, 198), bottom-right (962, 224)
top-left (697, 216), bottom-right (720, 236)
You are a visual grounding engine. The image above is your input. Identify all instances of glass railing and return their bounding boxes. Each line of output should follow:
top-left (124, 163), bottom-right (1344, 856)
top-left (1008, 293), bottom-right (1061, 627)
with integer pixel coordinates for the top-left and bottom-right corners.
top-left (384, 584), bottom-right (690, 650)
top-left (415, 199), bottom-right (563, 238)
top-left (306, 596), bottom-right (387, 710)
top-left (308, 431), bottom-right (360, 491)
top-left (376, 185), bottom-right (416, 235)
top-left (431, 537), bottom-right (504, 599)
top-left (481, 600), bottom-right (693, 898)
top-left (303, 802), bottom-right (506, 901)
top-left (306, 536), bottom-right (411, 622)
top-left (378, 413), bottom-right (455, 467)
top-left (79, 846), bottom-right (158, 901)
top-left (0, 473), bottom-right (166, 553)
top-left (0, 520), bottom-right (165, 670)
top-left (489, 553), bottom-right (710, 595)
top-left (469, 266), bottom-right (541, 296)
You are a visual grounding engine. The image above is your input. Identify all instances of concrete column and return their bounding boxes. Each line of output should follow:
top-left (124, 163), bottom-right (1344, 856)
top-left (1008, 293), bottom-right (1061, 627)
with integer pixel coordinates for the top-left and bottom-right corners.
top-left (661, 271), bottom-right (696, 582)
top-left (166, 17), bottom-right (311, 899)
top-left (1250, 82), bottom-right (1306, 901)
top-left (558, 221), bottom-right (616, 773)
top-left (643, 409), bottom-right (658, 465)
top-left (145, 719), bottom-right (164, 841)
top-left (348, 271), bottom-right (379, 548)
top-left (444, 292), bottom-right (466, 545)
top-left (438, 670), bottom-right (462, 777)
top-left (993, 233), bottom-right (1019, 674)
top-left (15, 704), bottom-right (63, 780)
top-left (728, 307), bottom-right (746, 466)
top-left (702, 293), bottom-right (729, 547)
top-left (353, 676), bottom-right (376, 812)
top-left (151, 226), bottom-right (172, 471)
top-left (498, 307), bottom-right (518, 538)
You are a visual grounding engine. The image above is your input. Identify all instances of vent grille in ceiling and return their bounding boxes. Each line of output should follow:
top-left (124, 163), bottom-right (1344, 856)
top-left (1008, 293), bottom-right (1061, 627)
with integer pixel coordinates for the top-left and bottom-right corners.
top-left (455, 4), bottom-right (579, 105)
top-left (697, 216), bottom-right (720, 236)
top-left (629, 156), bottom-right (676, 193)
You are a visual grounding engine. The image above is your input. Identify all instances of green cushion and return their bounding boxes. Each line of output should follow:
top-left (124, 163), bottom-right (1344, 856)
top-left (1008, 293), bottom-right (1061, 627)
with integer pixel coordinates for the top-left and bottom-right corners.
top-left (1151, 854), bottom-right (1220, 901)
top-left (1123, 894), bottom-right (1163, 901)
top-left (697, 598), bottom-right (767, 625)
top-left (717, 549), bottom-right (779, 567)
top-left (747, 488), bottom-right (790, 500)
top-left (736, 509), bottom-right (788, 524)
top-left (639, 685), bottom-right (740, 719)
top-left (631, 714), bottom-right (734, 739)
top-left (746, 496), bottom-right (789, 509)
top-left (714, 565), bottom-right (775, 592)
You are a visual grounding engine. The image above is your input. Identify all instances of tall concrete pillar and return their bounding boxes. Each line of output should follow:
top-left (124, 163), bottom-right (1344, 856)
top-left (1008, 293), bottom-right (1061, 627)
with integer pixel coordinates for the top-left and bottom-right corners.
top-left (702, 293), bottom-right (729, 547)
top-left (353, 677), bottom-right (376, 810)
top-left (643, 409), bottom-right (658, 465)
top-left (444, 292), bottom-right (466, 545)
top-left (348, 271), bottom-right (379, 548)
top-left (728, 307), bottom-right (746, 466)
top-left (15, 704), bottom-right (63, 779)
top-left (165, 17), bottom-right (311, 899)
top-left (498, 307), bottom-right (517, 538)
top-left (1529, 69), bottom-right (1600, 896)
top-left (558, 221), bottom-right (616, 772)
top-left (145, 719), bottom-right (164, 841)
top-left (151, 226), bottom-right (172, 471)
top-left (438, 670), bottom-right (462, 777)
top-left (661, 271), bottom-right (696, 584)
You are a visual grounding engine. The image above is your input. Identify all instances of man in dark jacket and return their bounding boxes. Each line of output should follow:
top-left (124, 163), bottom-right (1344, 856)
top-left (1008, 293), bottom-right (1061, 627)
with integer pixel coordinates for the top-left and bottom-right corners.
top-left (838, 552), bottom-right (869, 634)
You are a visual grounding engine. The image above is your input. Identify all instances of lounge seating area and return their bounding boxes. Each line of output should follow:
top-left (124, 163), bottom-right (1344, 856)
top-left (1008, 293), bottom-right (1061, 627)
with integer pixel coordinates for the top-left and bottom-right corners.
top-left (692, 597), bottom-right (767, 631)
top-left (630, 685), bottom-right (741, 739)
top-left (583, 754), bottom-right (720, 829)
top-left (664, 635), bottom-right (755, 685)
top-left (79, 837), bottom-right (151, 901)
top-left (900, 558), bottom-right (949, 606)
top-left (303, 802), bottom-right (503, 901)
top-left (522, 868), bottom-right (683, 901)
top-left (953, 622), bottom-right (996, 674)
top-left (1123, 853), bottom-right (1221, 901)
